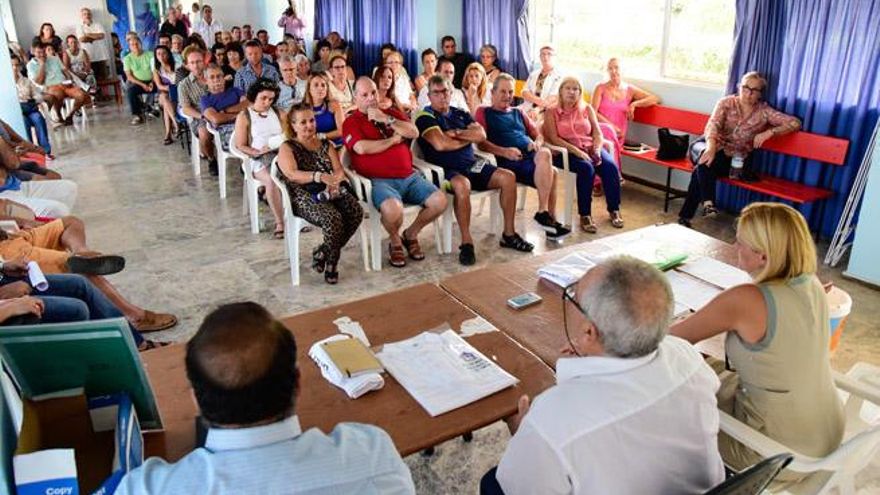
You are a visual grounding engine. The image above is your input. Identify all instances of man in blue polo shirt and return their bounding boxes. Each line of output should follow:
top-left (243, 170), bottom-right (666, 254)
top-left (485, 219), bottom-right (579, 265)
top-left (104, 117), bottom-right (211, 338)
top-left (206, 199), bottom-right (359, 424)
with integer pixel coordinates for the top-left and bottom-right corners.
top-left (415, 75), bottom-right (533, 265)
top-left (475, 73), bottom-right (570, 239)
top-left (200, 64), bottom-right (247, 155)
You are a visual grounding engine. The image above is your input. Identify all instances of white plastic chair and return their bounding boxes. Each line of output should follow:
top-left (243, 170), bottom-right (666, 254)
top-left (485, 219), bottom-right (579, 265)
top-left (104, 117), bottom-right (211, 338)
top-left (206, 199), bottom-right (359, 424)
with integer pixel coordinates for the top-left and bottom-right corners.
top-left (180, 111), bottom-right (201, 176)
top-left (719, 362), bottom-right (880, 495)
top-left (62, 98), bottom-right (88, 125)
top-left (269, 157), bottom-right (369, 286)
top-left (206, 123), bottom-right (240, 199)
top-left (539, 140), bottom-right (617, 227)
top-left (228, 129), bottom-right (261, 234)
top-left (340, 150), bottom-right (443, 271)
top-left (410, 140), bottom-right (501, 254)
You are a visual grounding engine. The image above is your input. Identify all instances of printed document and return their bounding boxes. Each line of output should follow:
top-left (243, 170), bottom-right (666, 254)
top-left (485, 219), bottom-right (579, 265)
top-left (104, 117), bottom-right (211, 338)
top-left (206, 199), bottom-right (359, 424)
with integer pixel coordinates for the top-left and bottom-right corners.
top-left (376, 330), bottom-right (518, 417)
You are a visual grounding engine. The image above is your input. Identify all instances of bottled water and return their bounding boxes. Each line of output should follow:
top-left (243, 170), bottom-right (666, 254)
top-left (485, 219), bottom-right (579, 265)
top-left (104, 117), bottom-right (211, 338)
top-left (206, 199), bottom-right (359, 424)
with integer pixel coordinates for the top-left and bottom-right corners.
top-left (729, 154), bottom-right (744, 180)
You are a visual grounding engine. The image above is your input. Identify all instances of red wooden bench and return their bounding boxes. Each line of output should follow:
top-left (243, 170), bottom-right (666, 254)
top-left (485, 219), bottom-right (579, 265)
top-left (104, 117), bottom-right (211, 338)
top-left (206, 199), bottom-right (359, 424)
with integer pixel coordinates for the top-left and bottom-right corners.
top-left (621, 105), bottom-right (850, 212)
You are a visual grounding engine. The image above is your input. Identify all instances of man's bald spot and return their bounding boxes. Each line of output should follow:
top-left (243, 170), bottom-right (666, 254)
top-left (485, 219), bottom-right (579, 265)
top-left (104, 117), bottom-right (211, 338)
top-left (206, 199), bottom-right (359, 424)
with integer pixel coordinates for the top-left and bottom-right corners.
top-left (190, 311), bottom-right (286, 390)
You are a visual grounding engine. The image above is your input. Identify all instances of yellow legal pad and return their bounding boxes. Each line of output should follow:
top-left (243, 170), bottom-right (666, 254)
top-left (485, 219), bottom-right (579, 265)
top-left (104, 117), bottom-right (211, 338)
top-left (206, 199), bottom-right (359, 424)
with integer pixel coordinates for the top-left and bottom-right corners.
top-left (321, 338), bottom-right (384, 378)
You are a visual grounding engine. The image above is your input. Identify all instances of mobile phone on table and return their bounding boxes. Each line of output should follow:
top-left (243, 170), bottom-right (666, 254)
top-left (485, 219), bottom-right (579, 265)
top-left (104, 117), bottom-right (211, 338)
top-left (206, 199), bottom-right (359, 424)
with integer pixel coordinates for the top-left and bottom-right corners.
top-left (507, 292), bottom-right (542, 310)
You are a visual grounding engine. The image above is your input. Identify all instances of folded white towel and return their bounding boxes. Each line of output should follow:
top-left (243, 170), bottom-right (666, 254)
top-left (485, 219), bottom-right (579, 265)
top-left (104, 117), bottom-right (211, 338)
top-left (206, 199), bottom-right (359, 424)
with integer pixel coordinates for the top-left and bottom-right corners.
top-left (308, 335), bottom-right (384, 399)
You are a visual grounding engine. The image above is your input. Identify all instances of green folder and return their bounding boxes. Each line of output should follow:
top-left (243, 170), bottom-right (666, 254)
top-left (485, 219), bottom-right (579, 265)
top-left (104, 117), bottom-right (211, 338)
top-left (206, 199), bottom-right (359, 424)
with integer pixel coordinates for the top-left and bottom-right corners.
top-left (653, 253), bottom-right (689, 272)
top-left (0, 318), bottom-right (162, 430)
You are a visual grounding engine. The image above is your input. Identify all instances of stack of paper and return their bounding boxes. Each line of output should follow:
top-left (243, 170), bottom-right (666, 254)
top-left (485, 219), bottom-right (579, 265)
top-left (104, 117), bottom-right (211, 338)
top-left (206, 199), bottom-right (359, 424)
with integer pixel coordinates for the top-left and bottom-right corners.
top-left (537, 252), bottom-right (597, 288)
top-left (665, 271), bottom-right (723, 312)
top-left (677, 256), bottom-right (752, 289)
top-left (376, 330), bottom-right (518, 417)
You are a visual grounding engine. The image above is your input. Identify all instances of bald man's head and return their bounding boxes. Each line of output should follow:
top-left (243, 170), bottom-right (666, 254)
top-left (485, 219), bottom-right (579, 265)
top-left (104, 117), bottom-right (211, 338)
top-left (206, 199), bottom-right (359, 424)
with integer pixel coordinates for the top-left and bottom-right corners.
top-left (186, 302), bottom-right (299, 426)
top-left (353, 76), bottom-right (378, 112)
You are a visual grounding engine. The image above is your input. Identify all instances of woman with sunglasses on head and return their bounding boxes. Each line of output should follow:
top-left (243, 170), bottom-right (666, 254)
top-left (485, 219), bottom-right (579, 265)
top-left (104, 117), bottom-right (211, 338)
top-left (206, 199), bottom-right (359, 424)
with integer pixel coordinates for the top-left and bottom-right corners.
top-left (304, 73), bottom-right (344, 147)
top-left (277, 103), bottom-right (363, 284)
top-left (678, 71), bottom-right (800, 227)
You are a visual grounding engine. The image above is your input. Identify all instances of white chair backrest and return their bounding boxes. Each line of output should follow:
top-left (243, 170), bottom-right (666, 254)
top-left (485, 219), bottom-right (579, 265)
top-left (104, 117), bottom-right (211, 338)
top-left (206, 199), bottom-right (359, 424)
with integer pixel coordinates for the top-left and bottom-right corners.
top-left (228, 129), bottom-right (247, 161)
top-left (269, 157), bottom-right (293, 217)
top-left (410, 138), bottom-right (425, 160)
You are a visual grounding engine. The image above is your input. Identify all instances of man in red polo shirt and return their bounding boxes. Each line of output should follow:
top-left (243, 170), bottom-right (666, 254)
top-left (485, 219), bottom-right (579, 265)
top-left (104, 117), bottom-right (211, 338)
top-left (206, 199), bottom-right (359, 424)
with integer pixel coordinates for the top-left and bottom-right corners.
top-left (343, 77), bottom-right (447, 268)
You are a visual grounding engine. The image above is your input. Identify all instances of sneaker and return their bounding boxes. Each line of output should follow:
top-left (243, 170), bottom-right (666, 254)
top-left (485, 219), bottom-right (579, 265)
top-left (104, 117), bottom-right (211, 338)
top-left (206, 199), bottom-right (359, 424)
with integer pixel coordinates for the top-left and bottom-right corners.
top-left (129, 115), bottom-right (143, 126)
top-left (533, 211), bottom-right (571, 239)
top-left (46, 154), bottom-right (55, 161)
top-left (458, 243), bottom-right (476, 266)
top-left (702, 203), bottom-right (718, 218)
top-left (208, 159), bottom-right (219, 176)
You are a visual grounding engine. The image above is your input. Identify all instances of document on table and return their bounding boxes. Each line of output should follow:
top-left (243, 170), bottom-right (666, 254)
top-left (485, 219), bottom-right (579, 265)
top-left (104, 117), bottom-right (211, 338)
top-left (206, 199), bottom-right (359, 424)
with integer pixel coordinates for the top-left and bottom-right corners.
top-left (666, 270), bottom-right (723, 312)
top-left (677, 256), bottom-right (751, 290)
top-left (537, 252), bottom-right (597, 288)
top-left (375, 329), bottom-right (519, 417)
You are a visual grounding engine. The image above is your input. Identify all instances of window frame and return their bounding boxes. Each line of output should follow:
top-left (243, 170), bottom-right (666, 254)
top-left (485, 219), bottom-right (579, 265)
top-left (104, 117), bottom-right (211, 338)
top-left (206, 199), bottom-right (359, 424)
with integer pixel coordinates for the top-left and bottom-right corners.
top-left (531, 0), bottom-right (730, 88)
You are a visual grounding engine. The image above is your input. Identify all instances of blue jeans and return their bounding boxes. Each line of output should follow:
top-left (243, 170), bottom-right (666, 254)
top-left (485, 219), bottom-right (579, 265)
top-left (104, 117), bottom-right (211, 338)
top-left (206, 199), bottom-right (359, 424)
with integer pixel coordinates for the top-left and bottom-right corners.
top-left (480, 467), bottom-right (505, 495)
top-left (554, 148), bottom-right (621, 216)
top-left (21, 105), bottom-right (51, 154)
top-left (679, 151), bottom-right (741, 220)
top-left (0, 274), bottom-right (143, 345)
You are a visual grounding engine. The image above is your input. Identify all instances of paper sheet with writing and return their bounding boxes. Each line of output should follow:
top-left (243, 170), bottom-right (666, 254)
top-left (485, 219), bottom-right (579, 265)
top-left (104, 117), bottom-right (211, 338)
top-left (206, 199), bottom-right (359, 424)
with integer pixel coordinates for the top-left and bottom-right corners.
top-left (537, 252), bottom-right (597, 288)
top-left (677, 256), bottom-right (751, 290)
top-left (666, 270), bottom-right (723, 312)
top-left (376, 329), bottom-right (518, 417)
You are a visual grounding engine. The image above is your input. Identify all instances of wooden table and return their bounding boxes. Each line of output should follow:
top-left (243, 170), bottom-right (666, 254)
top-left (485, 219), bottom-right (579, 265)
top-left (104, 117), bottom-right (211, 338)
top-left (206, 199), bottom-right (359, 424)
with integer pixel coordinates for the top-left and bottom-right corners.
top-left (439, 224), bottom-right (737, 368)
top-left (142, 283), bottom-right (555, 461)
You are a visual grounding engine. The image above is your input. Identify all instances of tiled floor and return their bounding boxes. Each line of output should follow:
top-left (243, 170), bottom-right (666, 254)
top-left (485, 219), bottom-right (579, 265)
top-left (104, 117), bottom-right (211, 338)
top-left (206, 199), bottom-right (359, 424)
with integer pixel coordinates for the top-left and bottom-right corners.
top-left (51, 104), bottom-right (879, 493)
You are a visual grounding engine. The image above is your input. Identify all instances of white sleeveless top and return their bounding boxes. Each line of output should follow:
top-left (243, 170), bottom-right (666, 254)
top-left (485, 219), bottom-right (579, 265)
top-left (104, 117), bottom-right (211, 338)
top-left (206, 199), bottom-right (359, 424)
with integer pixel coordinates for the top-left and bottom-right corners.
top-left (248, 107), bottom-right (283, 149)
top-left (67, 48), bottom-right (88, 74)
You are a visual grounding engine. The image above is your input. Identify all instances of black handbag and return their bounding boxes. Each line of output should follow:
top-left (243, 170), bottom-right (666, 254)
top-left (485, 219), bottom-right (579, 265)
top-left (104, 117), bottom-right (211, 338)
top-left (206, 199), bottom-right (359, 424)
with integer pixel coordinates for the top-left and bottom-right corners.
top-left (656, 128), bottom-right (690, 160)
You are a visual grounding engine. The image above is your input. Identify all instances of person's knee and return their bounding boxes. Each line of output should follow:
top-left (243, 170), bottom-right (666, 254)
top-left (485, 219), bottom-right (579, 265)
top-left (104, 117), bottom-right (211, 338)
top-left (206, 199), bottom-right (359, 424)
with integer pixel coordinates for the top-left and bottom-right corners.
top-left (536, 148), bottom-right (552, 166)
top-left (379, 199), bottom-right (404, 223)
top-left (450, 176), bottom-right (471, 198)
top-left (60, 215), bottom-right (84, 230)
top-left (426, 190), bottom-right (448, 211)
top-left (496, 168), bottom-right (516, 190)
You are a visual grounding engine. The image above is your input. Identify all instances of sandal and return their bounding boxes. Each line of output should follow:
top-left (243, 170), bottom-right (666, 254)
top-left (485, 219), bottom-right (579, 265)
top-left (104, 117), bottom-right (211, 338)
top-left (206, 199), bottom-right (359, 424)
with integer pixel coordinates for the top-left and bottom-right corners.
top-left (133, 311), bottom-right (178, 333)
top-left (312, 246), bottom-right (326, 273)
top-left (273, 226), bottom-right (284, 239)
top-left (401, 233), bottom-right (425, 261)
top-left (580, 215), bottom-right (598, 234)
top-left (592, 184), bottom-right (604, 197)
top-left (324, 263), bottom-right (339, 284)
top-left (138, 339), bottom-right (171, 352)
top-left (163, 136), bottom-right (174, 145)
top-left (389, 243), bottom-right (407, 267)
top-left (610, 211), bottom-right (624, 229)
top-left (499, 232), bottom-right (534, 252)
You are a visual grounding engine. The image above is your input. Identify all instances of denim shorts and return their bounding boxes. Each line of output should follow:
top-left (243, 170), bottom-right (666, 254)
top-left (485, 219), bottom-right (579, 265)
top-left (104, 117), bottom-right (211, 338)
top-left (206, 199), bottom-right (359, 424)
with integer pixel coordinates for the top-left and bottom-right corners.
top-left (371, 171), bottom-right (438, 207)
top-left (496, 151), bottom-right (537, 187)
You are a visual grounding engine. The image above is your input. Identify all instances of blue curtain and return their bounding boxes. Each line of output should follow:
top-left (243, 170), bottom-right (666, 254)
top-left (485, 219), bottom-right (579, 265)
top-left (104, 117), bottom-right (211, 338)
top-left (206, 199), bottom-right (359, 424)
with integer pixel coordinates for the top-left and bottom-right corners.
top-left (314, 0), bottom-right (418, 77)
top-left (720, 0), bottom-right (880, 237)
top-left (462, 0), bottom-right (531, 79)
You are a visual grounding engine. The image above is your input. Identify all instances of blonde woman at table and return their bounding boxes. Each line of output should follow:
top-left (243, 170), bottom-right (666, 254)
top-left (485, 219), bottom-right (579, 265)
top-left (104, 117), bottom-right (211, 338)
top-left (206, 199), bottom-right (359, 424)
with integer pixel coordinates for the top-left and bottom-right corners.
top-left (670, 202), bottom-right (844, 482)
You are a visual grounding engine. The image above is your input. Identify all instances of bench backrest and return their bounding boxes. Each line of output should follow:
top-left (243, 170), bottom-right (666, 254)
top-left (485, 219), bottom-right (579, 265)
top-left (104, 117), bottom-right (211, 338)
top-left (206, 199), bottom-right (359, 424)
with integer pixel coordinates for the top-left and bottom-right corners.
top-left (632, 105), bottom-right (849, 166)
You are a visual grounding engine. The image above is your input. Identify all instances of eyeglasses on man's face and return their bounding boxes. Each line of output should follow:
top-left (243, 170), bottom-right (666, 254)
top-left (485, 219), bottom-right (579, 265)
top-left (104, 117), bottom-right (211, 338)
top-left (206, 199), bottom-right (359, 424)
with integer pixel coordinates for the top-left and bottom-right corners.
top-left (430, 88), bottom-right (450, 96)
top-left (562, 282), bottom-right (589, 357)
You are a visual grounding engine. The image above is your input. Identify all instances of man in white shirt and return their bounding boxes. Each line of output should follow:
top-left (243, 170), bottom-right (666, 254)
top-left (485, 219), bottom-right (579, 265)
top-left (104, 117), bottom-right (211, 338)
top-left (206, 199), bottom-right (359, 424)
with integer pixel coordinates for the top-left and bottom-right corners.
top-left (193, 4), bottom-right (224, 46)
top-left (485, 255), bottom-right (725, 495)
top-left (520, 45), bottom-right (563, 117)
top-left (76, 7), bottom-right (111, 80)
top-left (117, 302), bottom-right (415, 495)
top-left (417, 58), bottom-right (467, 111)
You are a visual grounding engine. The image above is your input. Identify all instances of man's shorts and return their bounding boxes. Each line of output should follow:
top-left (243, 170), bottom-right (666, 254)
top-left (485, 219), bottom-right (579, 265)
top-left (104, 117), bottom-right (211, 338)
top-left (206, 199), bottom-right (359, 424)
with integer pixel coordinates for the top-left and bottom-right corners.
top-left (371, 171), bottom-right (438, 208)
top-left (496, 151), bottom-right (537, 187)
top-left (0, 219), bottom-right (69, 274)
top-left (444, 159), bottom-right (498, 192)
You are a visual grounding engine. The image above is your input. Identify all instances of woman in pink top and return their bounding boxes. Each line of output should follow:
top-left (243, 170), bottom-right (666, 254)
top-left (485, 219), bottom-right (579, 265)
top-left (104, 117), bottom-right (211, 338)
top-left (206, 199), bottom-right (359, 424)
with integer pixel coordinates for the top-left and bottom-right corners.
top-left (544, 77), bottom-right (623, 233)
top-left (592, 58), bottom-right (660, 142)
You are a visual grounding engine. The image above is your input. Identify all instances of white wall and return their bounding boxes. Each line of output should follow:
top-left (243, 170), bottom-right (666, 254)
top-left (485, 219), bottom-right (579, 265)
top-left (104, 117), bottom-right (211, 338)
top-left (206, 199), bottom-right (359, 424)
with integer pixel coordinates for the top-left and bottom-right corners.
top-left (9, 0), bottom-right (115, 44)
top-left (846, 126), bottom-right (880, 287)
top-left (0, 25), bottom-right (25, 136)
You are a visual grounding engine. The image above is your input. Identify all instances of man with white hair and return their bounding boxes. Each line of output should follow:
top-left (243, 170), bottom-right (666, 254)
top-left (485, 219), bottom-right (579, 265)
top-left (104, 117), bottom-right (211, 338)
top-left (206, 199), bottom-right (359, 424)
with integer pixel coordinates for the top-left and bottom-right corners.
top-left (483, 256), bottom-right (725, 495)
top-left (193, 4), bottom-right (224, 45)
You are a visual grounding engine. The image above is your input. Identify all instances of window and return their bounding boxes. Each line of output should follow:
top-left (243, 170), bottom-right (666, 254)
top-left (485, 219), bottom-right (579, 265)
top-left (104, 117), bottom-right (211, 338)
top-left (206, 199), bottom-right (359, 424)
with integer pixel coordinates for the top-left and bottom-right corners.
top-left (533, 0), bottom-right (735, 85)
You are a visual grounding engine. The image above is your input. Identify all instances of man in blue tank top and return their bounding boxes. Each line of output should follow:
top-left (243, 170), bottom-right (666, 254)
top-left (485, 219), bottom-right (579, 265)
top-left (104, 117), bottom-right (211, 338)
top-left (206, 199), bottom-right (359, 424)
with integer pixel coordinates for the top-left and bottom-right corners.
top-left (475, 74), bottom-right (570, 239)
